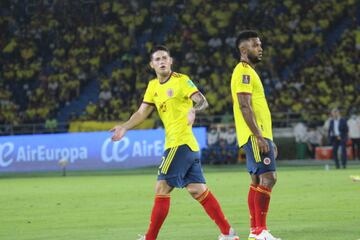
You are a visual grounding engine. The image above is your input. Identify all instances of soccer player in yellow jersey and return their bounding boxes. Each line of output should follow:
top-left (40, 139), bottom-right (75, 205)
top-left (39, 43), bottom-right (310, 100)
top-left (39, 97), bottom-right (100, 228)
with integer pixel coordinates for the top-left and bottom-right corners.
top-left (111, 46), bottom-right (239, 240)
top-left (231, 31), bottom-right (281, 240)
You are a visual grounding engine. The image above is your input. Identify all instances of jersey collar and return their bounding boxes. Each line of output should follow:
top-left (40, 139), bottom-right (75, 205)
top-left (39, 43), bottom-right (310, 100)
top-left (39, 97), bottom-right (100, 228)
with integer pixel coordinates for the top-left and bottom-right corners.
top-left (159, 71), bottom-right (173, 85)
top-left (240, 60), bottom-right (254, 69)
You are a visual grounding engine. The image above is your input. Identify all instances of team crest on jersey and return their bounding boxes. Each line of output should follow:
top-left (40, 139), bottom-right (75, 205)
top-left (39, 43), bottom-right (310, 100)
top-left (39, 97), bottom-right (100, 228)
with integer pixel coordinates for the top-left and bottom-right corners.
top-left (167, 88), bottom-right (173, 97)
top-left (263, 157), bottom-right (271, 165)
top-left (242, 75), bottom-right (250, 84)
top-left (154, 92), bottom-right (158, 97)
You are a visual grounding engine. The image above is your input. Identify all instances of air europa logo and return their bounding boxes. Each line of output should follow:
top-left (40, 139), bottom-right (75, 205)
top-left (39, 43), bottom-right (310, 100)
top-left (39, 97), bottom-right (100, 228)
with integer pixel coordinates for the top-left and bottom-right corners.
top-left (0, 142), bottom-right (14, 167)
top-left (101, 137), bottom-right (163, 163)
top-left (0, 142), bottom-right (88, 168)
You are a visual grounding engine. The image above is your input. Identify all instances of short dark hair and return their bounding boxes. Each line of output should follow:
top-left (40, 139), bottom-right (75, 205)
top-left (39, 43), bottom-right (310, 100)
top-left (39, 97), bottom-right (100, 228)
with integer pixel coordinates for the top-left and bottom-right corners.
top-left (150, 45), bottom-right (170, 60)
top-left (235, 30), bottom-right (259, 49)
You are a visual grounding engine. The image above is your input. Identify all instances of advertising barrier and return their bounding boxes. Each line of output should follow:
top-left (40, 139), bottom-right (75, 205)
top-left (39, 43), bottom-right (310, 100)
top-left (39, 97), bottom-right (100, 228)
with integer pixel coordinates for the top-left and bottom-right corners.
top-left (0, 128), bottom-right (206, 173)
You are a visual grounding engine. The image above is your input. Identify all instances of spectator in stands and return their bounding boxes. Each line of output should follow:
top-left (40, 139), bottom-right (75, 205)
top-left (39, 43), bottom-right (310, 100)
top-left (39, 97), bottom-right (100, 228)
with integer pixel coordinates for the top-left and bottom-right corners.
top-left (203, 125), bottom-right (238, 164)
top-left (99, 85), bottom-right (112, 107)
top-left (225, 127), bottom-right (237, 145)
top-left (202, 126), bottom-right (219, 164)
top-left (44, 117), bottom-right (58, 133)
top-left (85, 101), bottom-right (97, 120)
top-left (293, 121), bottom-right (308, 143)
top-left (207, 126), bottom-right (219, 146)
top-left (306, 126), bottom-right (323, 159)
top-left (347, 113), bottom-right (360, 160)
top-left (218, 126), bottom-right (228, 142)
top-left (328, 108), bottom-right (349, 169)
top-left (293, 121), bottom-right (308, 159)
top-left (212, 139), bottom-right (234, 165)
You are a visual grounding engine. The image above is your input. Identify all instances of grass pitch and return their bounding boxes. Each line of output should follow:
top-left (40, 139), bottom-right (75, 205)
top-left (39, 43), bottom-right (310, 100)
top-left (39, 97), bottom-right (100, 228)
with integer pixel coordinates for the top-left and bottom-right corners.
top-left (1, 164), bottom-right (360, 240)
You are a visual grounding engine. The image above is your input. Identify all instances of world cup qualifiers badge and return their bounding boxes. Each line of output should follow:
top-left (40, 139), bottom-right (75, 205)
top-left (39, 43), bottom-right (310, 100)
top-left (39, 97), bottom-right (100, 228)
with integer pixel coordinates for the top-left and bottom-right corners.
top-left (242, 75), bottom-right (250, 84)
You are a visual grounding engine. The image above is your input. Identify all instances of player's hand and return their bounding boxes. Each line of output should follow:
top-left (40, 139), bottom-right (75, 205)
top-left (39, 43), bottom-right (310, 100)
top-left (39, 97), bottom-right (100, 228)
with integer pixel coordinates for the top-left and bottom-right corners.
top-left (187, 108), bottom-right (196, 125)
top-left (256, 135), bottom-right (270, 153)
top-left (110, 125), bottom-right (127, 141)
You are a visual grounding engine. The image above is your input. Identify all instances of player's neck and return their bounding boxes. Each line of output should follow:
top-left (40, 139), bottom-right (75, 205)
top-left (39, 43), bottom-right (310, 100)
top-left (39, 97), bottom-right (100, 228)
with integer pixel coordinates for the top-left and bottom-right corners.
top-left (240, 58), bottom-right (255, 68)
top-left (157, 71), bottom-right (172, 84)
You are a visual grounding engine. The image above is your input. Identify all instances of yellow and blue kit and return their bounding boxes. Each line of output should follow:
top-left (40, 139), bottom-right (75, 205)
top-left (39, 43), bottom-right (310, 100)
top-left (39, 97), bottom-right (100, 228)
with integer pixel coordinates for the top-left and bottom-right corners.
top-left (143, 72), bottom-right (206, 187)
top-left (231, 61), bottom-right (276, 175)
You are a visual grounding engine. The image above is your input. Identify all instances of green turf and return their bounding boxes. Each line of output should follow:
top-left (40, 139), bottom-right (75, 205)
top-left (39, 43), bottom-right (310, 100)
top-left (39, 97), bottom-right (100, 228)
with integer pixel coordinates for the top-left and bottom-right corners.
top-left (1, 165), bottom-right (360, 240)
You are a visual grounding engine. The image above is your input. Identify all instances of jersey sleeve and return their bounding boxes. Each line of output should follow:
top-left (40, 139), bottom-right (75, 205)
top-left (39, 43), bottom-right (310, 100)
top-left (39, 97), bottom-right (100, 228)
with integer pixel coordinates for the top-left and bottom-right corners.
top-left (233, 67), bottom-right (253, 94)
top-left (182, 76), bottom-right (199, 98)
top-left (143, 81), bottom-right (155, 105)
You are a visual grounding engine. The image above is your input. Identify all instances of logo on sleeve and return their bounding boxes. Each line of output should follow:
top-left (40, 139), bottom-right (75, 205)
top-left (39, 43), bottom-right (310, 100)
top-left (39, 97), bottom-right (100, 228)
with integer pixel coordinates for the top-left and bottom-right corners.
top-left (187, 80), bottom-right (196, 88)
top-left (242, 75), bottom-right (250, 84)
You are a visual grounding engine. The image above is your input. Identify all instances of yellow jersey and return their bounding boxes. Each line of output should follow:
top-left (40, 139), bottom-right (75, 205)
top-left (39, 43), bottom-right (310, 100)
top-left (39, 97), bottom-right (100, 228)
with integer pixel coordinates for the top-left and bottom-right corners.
top-left (143, 72), bottom-right (200, 151)
top-left (231, 61), bottom-right (273, 147)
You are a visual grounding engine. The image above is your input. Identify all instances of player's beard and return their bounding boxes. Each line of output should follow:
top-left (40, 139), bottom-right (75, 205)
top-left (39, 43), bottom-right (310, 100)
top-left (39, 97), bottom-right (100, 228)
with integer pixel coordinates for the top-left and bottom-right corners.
top-left (248, 52), bottom-right (261, 64)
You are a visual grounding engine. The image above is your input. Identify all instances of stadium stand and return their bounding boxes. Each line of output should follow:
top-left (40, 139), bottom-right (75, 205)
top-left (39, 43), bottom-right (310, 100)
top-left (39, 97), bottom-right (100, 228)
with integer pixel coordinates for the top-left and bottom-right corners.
top-left (0, 0), bottom-right (359, 134)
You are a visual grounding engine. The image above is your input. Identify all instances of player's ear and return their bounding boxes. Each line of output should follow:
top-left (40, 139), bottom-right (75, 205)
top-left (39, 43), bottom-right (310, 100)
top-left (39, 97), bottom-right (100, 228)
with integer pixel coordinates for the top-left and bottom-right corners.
top-left (239, 41), bottom-right (249, 56)
top-left (149, 61), bottom-right (154, 69)
top-left (239, 44), bottom-right (247, 56)
top-left (169, 57), bottom-right (173, 65)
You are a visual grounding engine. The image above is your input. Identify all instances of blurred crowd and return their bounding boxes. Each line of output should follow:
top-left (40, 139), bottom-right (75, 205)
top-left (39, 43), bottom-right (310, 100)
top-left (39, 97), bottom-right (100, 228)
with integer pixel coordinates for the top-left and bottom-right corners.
top-left (201, 124), bottom-right (239, 164)
top-left (1, 1), bottom-right (145, 124)
top-left (1, 0), bottom-right (359, 128)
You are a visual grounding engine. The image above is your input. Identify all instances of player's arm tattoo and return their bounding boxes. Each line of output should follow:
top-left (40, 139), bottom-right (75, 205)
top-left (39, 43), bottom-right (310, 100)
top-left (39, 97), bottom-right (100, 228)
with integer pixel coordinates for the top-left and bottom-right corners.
top-left (191, 92), bottom-right (208, 112)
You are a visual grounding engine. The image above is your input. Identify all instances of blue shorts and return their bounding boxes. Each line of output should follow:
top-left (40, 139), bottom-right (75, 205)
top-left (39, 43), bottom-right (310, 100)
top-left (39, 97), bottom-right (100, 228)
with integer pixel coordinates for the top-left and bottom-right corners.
top-left (242, 136), bottom-right (277, 175)
top-left (157, 144), bottom-right (206, 188)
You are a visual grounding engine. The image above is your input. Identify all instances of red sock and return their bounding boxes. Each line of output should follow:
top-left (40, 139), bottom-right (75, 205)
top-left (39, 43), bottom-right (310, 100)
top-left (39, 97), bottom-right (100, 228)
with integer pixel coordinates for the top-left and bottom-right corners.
top-left (145, 195), bottom-right (170, 240)
top-left (197, 189), bottom-right (231, 235)
top-left (248, 184), bottom-right (258, 232)
top-left (254, 185), bottom-right (272, 233)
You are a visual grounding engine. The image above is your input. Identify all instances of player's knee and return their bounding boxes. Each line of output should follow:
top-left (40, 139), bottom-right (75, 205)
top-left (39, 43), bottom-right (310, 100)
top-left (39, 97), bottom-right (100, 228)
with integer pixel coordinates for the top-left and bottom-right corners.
top-left (271, 175), bottom-right (277, 186)
top-left (155, 180), bottom-right (173, 195)
top-left (260, 172), bottom-right (277, 188)
top-left (186, 186), bottom-right (199, 198)
top-left (186, 184), bottom-right (206, 199)
top-left (261, 179), bottom-right (276, 189)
